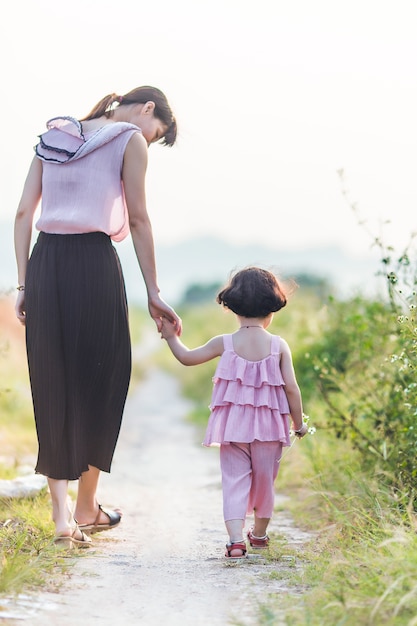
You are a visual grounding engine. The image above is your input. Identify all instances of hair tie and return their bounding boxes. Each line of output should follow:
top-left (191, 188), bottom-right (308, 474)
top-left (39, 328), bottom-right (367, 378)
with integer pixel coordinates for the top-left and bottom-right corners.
top-left (118, 95), bottom-right (123, 104)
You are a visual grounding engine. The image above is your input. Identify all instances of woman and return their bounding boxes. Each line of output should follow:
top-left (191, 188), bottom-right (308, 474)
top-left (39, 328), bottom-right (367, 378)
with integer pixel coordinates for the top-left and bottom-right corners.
top-left (14, 85), bottom-right (182, 547)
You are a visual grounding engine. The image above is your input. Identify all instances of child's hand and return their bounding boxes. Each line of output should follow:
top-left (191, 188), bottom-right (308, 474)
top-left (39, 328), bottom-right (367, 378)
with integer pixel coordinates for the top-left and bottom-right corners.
top-left (293, 422), bottom-right (309, 439)
top-left (159, 317), bottom-right (178, 340)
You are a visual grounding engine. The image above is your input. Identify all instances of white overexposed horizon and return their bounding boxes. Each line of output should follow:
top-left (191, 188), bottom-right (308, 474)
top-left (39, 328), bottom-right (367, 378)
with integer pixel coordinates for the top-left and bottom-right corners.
top-left (1, 0), bottom-right (415, 272)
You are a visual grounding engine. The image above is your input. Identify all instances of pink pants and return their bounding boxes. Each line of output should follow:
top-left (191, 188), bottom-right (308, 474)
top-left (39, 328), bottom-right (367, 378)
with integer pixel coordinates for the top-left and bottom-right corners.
top-left (220, 440), bottom-right (283, 521)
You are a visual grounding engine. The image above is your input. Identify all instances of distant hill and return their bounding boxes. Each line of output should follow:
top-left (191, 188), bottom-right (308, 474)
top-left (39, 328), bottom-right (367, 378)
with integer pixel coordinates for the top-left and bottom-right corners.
top-left (0, 223), bottom-right (382, 305)
top-left (118, 235), bottom-right (383, 304)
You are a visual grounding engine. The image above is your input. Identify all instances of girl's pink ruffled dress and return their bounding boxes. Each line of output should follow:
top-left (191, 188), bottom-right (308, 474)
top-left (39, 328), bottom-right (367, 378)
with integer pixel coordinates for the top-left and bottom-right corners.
top-left (203, 334), bottom-right (291, 447)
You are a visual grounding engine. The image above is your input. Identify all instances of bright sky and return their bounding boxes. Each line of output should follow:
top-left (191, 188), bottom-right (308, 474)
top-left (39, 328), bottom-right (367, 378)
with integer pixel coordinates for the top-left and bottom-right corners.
top-left (1, 0), bottom-right (416, 261)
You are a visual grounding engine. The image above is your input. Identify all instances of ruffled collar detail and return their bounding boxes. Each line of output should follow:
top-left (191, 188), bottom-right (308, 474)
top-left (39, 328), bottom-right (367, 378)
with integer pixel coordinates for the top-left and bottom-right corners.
top-left (35, 116), bottom-right (140, 163)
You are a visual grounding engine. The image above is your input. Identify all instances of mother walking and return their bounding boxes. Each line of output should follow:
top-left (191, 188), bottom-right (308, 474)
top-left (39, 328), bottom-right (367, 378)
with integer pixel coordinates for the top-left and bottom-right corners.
top-left (14, 85), bottom-right (182, 547)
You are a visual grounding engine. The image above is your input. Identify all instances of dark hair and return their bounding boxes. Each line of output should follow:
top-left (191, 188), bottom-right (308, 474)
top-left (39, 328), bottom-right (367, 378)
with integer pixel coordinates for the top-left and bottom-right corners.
top-left (217, 267), bottom-right (289, 318)
top-left (80, 85), bottom-right (177, 147)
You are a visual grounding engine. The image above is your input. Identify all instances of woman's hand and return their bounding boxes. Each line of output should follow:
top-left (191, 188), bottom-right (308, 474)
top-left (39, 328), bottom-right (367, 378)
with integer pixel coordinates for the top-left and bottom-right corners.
top-left (148, 294), bottom-right (182, 336)
top-left (15, 291), bottom-right (26, 326)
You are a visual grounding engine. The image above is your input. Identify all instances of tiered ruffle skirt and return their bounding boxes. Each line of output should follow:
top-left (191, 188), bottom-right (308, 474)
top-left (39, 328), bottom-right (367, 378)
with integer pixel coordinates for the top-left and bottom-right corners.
top-left (203, 349), bottom-right (291, 447)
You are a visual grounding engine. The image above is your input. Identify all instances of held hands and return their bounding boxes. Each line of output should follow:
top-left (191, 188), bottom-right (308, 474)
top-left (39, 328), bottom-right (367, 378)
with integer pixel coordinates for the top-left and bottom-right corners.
top-left (147, 294), bottom-right (182, 336)
top-left (159, 316), bottom-right (178, 340)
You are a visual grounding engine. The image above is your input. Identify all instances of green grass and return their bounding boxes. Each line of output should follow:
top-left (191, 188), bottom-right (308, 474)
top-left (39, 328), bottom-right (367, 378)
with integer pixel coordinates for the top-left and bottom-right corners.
top-left (261, 434), bottom-right (417, 625)
top-left (0, 491), bottom-right (75, 596)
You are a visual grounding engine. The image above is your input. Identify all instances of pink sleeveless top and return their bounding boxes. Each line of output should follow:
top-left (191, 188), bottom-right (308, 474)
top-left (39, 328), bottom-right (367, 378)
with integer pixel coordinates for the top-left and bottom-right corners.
top-left (203, 334), bottom-right (291, 447)
top-left (34, 116), bottom-right (141, 242)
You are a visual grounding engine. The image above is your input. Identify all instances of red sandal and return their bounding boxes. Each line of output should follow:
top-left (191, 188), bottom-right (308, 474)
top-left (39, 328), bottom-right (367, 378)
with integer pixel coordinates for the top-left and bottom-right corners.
top-left (225, 540), bottom-right (247, 559)
top-left (247, 529), bottom-right (270, 549)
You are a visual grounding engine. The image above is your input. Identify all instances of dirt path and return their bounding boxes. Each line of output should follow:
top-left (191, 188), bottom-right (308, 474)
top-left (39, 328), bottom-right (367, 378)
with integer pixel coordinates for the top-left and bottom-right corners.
top-left (2, 343), bottom-right (311, 626)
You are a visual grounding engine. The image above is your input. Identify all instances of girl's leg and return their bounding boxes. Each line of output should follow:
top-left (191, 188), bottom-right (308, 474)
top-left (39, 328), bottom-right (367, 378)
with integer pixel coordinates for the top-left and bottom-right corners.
top-left (252, 515), bottom-right (270, 538)
top-left (248, 440), bottom-right (283, 537)
top-left (220, 443), bottom-right (252, 554)
top-left (225, 519), bottom-right (245, 543)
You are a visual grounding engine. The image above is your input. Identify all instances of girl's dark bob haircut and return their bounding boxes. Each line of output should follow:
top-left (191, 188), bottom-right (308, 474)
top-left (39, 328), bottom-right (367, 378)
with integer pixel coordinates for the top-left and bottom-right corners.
top-left (217, 267), bottom-right (291, 318)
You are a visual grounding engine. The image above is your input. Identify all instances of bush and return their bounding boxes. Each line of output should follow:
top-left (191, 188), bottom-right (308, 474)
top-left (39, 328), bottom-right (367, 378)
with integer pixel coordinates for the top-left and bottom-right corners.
top-left (303, 243), bottom-right (417, 500)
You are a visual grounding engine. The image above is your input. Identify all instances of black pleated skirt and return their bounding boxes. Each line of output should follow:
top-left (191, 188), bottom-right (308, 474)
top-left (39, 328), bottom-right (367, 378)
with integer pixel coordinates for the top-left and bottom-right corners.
top-left (25, 232), bottom-right (131, 480)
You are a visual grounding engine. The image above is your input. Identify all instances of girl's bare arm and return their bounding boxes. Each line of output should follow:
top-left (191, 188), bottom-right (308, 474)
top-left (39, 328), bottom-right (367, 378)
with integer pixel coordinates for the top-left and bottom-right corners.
top-left (160, 319), bottom-right (224, 365)
top-left (279, 338), bottom-right (306, 433)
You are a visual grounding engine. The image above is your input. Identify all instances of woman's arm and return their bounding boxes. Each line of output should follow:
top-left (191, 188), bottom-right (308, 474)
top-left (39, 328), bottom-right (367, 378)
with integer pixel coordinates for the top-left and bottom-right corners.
top-left (14, 156), bottom-right (43, 325)
top-left (160, 318), bottom-right (224, 365)
top-left (122, 132), bottom-right (181, 334)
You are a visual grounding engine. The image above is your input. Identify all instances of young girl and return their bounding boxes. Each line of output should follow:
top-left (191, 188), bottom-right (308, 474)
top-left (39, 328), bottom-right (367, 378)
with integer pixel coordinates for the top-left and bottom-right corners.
top-left (160, 267), bottom-right (308, 559)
